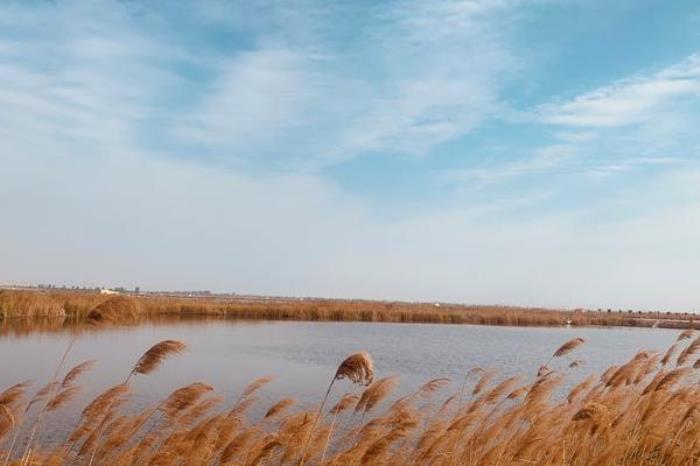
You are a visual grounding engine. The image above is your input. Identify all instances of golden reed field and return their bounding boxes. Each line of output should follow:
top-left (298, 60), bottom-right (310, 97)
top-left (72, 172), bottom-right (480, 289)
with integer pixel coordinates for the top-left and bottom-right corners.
top-left (1, 289), bottom-right (698, 330)
top-left (2, 294), bottom-right (700, 465)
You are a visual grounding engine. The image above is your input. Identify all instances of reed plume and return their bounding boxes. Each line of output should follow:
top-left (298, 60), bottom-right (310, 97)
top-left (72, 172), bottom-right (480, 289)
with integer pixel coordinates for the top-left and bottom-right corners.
top-left (46, 387), bottom-right (80, 412)
top-left (655, 368), bottom-right (692, 391)
top-left (320, 394), bottom-right (360, 463)
top-left (61, 360), bottom-right (96, 388)
top-left (6, 332), bottom-right (700, 465)
top-left (333, 351), bottom-right (374, 386)
top-left (160, 383), bottom-right (214, 422)
top-left (553, 337), bottom-right (586, 357)
top-left (661, 343), bottom-right (678, 366)
top-left (239, 376), bottom-right (275, 400)
top-left (540, 337), bottom-right (585, 375)
top-left (677, 329), bottom-right (694, 341)
top-left (299, 351), bottom-right (374, 465)
top-left (355, 377), bottom-right (399, 415)
top-left (676, 336), bottom-right (700, 366)
top-left (264, 398), bottom-right (296, 419)
top-left (415, 378), bottom-right (451, 398)
top-left (129, 340), bottom-right (187, 378)
top-left (329, 393), bottom-right (359, 415)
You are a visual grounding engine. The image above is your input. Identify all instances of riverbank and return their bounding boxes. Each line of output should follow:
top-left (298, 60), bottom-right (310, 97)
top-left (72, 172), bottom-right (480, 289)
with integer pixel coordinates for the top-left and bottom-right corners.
top-left (0, 289), bottom-right (696, 330)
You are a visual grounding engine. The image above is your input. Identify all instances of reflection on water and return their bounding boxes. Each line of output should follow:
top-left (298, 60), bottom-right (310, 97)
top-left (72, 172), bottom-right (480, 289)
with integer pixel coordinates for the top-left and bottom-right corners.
top-left (0, 313), bottom-right (255, 337)
top-left (0, 318), bottom-right (680, 443)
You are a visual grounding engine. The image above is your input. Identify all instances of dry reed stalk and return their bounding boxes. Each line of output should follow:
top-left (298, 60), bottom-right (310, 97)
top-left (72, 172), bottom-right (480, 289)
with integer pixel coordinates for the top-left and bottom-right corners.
top-left (655, 368), bottom-right (692, 392)
top-left (1, 383), bottom-right (31, 466)
top-left (573, 402), bottom-right (611, 434)
top-left (506, 385), bottom-right (529, 400)
top-left (280, 412), bottom-right (315, 463)
top-left (320, 394), bottom-right (359, 463)
top-left (540, 337), bottom-right (585, 376)
top-left (299, 351), bottom-right (374, 465)
top-left (600, 365), bottom-right (619, 383)
top-left (360, 427), bottom-right (408, 465)
top-left (567, 375), bottom-right (596, 404)
top-left (178, 396), bottom-right (223, 427)
top-left (248, 434), bottom-right (282, 466)
top-left (554, 337), bottom-right (586, 357)
top-left (0, 382), bottom-right (30, 449)
top-left (61, 360), bottom-right (96, 388)
top-left (159, 383), bottom-right (214, 423)
top-left (676, 336), bottom-right (700, 366)
top-left (264, 398), bottom-right (295, 420)
top-left (238, 376), bottom-right (274, 401)
top-left (24, 382), bottom-right (58, 413)
top-left (355, 377), bottom-right (399, 415)
top-left (45, 387), bottom-right (80, 412)
top-left (84, 340), bottom-right (186, 466)
top-left (10, 333), bottom-right (700, 465)
top-left (456, 367), bottom-right (483, 409)
top-left (128, 340), bottom-right (187, 379)
top-left (606, 351), bottom-right (653, 389)
top-left (414, 378), bottom-right (451, 399)
top-left (17, 336), bottom-right (80, 466)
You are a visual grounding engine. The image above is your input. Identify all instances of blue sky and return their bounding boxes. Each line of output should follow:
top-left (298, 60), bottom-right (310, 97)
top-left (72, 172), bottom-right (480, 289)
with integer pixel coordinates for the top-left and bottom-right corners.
top-left (1, 0), bottom-right (700, 310)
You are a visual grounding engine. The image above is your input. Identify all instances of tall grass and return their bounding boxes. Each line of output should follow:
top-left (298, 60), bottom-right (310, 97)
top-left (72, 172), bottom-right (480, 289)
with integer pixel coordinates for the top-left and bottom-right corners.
top-left (3, 332), bottom-right (700, 464)
top-left (1, 290), bottom-right (696, 330)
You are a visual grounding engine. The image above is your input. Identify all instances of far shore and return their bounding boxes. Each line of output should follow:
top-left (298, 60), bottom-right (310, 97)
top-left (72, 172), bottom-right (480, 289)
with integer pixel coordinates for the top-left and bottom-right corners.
top-left (1, 288), bottom-right (698, 331)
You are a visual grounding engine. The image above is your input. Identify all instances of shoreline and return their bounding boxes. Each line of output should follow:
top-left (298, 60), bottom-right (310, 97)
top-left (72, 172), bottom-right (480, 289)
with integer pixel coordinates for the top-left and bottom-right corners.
top-left (1, 289), bottom-right (697, 332)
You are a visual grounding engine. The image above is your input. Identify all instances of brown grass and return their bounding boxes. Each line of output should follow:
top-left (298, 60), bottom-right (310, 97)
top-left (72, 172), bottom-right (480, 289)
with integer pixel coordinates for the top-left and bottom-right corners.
top-left (5, 331), bottom-right (700, 464)
top-left (2, 289), bottom-right (699, 334)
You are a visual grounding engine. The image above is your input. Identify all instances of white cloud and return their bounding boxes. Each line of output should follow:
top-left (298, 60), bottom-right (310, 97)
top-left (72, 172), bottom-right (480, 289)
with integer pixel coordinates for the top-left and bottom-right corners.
top-left (539, 54), bottom-right (700, 128)
top-left (171, 0), bottom-right (518, 167)
top-left (452, 54), bottom-right (700, 186)
top-left (177, 48), bottom-right (314, 149)
top-left (446, 143), bottom-right (577, 183)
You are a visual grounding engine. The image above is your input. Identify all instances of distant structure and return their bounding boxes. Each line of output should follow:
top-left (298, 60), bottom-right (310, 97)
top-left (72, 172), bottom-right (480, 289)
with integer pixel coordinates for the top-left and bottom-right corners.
top-left (100, 288), bottom-right (119, 295)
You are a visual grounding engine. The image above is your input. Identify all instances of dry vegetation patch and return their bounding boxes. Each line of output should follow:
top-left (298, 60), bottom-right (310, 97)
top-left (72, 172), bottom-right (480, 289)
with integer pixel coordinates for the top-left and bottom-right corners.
top-left (3, 330), bottom-right (700, 464)
top-left (1, 290), bottom-right (697, 332)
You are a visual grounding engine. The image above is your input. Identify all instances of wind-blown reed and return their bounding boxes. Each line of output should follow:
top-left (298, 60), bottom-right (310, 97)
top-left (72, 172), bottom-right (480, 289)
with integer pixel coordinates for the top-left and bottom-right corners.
top-left (4, 332), bottom-right (700, 464)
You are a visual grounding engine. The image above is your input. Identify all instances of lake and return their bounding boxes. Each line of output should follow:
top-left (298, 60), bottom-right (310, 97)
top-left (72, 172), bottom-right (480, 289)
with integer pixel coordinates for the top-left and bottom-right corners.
top-left (0, 319), bottom-right (680, 443)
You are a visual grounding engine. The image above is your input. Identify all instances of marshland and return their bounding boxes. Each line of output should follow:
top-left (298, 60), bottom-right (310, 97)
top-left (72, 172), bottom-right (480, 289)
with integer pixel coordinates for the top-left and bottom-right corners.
top-left (4, 0), bottom-right (699, 463)
top-left (2, 291), bottom-right (700, 464)
top-left (1, 290), bottom-right (698, 330)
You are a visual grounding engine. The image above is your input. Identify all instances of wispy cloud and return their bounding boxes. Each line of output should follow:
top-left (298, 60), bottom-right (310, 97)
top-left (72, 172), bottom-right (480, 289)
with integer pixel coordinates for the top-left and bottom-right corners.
top-left (539, 55), bottom-right (700, 128)
top-left (171, 0), bottom-right (520, 168)
top-left (448, 54), bottom-right (700, 186)
top-left (446, 144), bottom-right (577, 183)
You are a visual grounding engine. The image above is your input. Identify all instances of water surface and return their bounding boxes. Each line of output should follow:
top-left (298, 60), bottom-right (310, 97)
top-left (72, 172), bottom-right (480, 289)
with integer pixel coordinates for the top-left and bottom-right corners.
top-left (0, 320), bottom-right (679, 442)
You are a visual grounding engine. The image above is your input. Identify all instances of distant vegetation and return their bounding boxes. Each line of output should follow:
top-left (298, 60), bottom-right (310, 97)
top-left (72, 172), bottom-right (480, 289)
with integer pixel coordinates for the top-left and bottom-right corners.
top-left (3, 331), bottom-right (700, 464)
top-left (0, 290), bottom-right (697, 333)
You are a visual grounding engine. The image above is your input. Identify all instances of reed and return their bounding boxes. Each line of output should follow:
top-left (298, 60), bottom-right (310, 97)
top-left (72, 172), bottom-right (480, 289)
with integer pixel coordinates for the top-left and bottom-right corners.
top-left (4, 333), bottom-right (700, 464)
top-left (2, 289), bottom-right (699, 331)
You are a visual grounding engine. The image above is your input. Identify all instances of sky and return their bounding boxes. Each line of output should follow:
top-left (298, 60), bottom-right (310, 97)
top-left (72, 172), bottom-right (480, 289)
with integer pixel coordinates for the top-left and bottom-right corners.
top-left (1, 0), bottom-right (700, 311)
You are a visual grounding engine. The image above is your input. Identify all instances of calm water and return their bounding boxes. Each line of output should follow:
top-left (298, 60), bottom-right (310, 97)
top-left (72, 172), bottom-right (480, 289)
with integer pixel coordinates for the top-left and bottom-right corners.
top-left (0, 320), bottom-right (680, 442)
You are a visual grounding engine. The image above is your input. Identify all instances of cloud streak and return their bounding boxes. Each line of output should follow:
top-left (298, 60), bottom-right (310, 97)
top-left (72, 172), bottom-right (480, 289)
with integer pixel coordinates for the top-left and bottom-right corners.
top-left (539, 55), bottom-right (700, 128)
